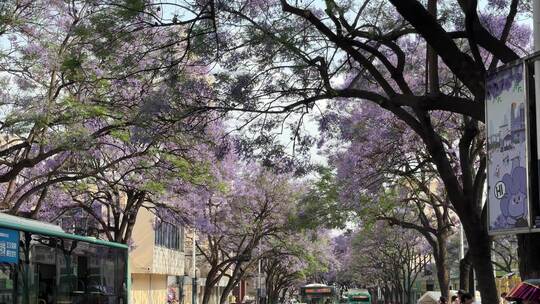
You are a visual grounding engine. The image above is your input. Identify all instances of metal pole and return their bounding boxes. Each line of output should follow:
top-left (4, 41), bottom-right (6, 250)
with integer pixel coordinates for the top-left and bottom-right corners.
top-left (192, 230), bottom-right (197, 304)
top-left (492, 241), bottom-right (497, 278)
top-left (257, 253), bottom-right (261, 304)
top-left (459, 223), bottom-right (464, 260)
top-left (535, 0), bottom-right (540, 167)
top-left (535, 0), bottom-right (540, 57)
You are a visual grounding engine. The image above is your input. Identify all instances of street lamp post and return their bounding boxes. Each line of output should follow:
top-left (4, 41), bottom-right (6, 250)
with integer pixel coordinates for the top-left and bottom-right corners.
top-left (192, 230), bottom-right (197, 304)
top-left (459, 223), bottom-right (464, 260)
top-left (256, 246), bottom-right (264, 304)
top-left (257, 252), bottom-right (261, 304)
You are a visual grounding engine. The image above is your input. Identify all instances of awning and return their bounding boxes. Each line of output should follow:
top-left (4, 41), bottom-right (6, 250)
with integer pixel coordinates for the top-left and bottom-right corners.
top-left (506, 280), bottom-right (540, 301)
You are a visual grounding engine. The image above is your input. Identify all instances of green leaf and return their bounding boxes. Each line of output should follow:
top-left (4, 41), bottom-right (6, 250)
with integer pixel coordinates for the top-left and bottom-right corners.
top-left (142, 180), bottom-right (165, 194)
top-left (110, 130), bottom-right (131, 143)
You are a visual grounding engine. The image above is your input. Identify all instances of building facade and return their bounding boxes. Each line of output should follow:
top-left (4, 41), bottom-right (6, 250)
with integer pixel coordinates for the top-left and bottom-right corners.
top-left (130, 208), bottom-right (185, 304)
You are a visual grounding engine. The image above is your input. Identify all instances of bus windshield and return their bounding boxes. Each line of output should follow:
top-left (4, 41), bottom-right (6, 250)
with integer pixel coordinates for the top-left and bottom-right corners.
top-left (347, 294), bottom-right (371, 304)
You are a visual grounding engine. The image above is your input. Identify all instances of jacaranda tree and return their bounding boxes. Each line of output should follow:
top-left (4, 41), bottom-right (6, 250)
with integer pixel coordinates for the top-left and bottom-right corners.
top-left (0, 0), bottom-right (215, 216)
top-left (200, 1), bottom-right (533, 302)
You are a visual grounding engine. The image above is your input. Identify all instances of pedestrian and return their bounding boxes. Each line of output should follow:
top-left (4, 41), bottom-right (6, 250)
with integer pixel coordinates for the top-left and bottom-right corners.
top-left (456, 290), bottom-right (464, 304)
top-left (451, 295), bottom-right (459, 304)
top-left (500, 292), bottom-right (508, 304)
top-left (460, 293), bottom-right (474, 304)
top-left (167, 286), bottom-right (178, 304)
top-left (439, 296), bottom-right (447, 304)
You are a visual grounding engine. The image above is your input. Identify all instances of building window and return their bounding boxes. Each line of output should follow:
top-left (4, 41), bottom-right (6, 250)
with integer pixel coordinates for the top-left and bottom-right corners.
top-left (155, 221), bottom-right (183, 251)
top-left (58, 207), bottom-right (101, 238)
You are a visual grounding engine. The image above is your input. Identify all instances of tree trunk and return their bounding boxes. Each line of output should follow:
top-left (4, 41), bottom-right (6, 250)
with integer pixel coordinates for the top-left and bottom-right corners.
top-left (266, 278), bottom-right (277, 304)
top-left (434, 233), bottom-right (450, 299)
top-left (279, 288), bottom-right (288, 304)
top-left (468, 265), bottom-right (475, 295)
top-left (434, 253), bottom-right (450, 298)
top-left (202, 281), bottom-right (213, 304)
top-left (202, 268), bottom-right (220, 304)
top-left (268, 289), bottom-right (278, 304)
top-left (517, 233), bottom-right (540, 279)
top-left (383, 287), bottom-right (390, 304)
top-left (465, 226), bottom-right (497, 303)
top-left (395, 284), bottom-right (403, 304)
top-left (459, 250), bottom-right (471, 291)
top-left (219, 262), bottom-right (244, 304)
top-left (219, 281), bottom-right (235, 304)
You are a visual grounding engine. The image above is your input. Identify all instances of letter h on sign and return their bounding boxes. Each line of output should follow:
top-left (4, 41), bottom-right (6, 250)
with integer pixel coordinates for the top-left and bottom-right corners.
top-left (495, 181), bottom-right (506, 199)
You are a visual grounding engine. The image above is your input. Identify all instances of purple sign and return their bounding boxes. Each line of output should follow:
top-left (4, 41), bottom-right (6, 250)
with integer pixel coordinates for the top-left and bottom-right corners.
top-left (486, 63), bottom-right (531, 234)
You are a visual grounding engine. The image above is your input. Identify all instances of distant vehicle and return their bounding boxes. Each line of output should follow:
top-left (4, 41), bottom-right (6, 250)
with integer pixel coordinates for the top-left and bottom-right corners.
top-left (345, 289), bottom-right (371, 304)
top-left (300, 283), bottom-right (339, 304)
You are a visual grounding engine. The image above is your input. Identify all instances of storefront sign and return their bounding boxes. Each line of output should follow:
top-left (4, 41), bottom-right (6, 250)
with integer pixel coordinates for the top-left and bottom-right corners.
top-left (0, 228), bottom-right (19, 264)
top-left (486, 63), bottom-right (532, 234)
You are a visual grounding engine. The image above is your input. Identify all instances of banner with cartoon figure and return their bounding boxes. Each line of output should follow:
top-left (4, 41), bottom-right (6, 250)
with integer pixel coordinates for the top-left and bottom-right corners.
top-left (486, 63), bottom-right (531, 234)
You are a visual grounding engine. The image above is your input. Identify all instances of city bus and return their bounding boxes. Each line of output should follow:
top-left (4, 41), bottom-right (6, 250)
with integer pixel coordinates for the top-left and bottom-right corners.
top-left (0, 213), bottom-right (129, 304)
top-left (300, 283), bottom-right (339, 304)
top-left (346, 289), bottom-right (371, 304)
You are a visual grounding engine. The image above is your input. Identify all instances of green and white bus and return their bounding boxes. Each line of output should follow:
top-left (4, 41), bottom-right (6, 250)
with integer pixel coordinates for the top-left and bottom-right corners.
top-left (346, 289), bottom-right (371, 304)
top-left (300, 284), bottom-right (339, 304)
top-left (0, 213), bottom-right (129, 304)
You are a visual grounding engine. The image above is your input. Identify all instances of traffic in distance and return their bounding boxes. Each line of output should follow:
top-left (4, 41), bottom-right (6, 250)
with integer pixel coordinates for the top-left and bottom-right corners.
top-left (298, 284), bottom-right (371, 304)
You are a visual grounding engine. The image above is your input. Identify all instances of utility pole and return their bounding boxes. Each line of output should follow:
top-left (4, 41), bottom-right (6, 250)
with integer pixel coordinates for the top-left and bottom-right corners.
top-left (257, 248), bottom-right (262, 304)
top-left (535, 0), bottom-right (540, 174)
top-left (192, 230), bottom-right (197, 304)
top-left (459, 224), bottom-right (464, 260)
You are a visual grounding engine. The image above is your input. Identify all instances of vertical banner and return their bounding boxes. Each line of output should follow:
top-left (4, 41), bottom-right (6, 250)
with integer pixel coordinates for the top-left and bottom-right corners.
top-left (0, 228), bottom-right (19, 264)
top-left (486, 63), bottom-right (532, 234)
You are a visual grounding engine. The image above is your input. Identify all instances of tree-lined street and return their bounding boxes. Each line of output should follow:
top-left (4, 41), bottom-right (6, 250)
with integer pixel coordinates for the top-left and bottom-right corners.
top-left (0, 0), bottom-right (539, 303)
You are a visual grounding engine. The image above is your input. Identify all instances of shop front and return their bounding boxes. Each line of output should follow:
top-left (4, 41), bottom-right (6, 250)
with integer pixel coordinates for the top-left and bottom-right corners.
top-left (0, 213), bottom-right (129, 304)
